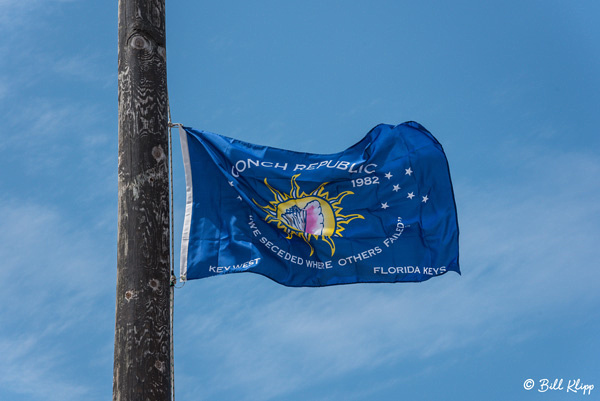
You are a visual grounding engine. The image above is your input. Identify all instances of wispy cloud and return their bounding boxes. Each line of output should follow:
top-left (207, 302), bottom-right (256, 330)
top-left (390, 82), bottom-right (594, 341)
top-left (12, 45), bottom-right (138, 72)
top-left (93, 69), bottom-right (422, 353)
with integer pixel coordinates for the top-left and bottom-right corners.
top-left (0, 198), bottom-right (114, 401)
top-left (0, 97), bottom-right (111, 174)
top-left (0, 335), bottom-right (90, 401)
top-left (53, 52), bottom-right (116, 87)
top-left (0, 0), bottom-right (113, 114)
top-left (174, 145), bottom-right (600, 400)
top-left (0, 0), bottom-right (78, 29)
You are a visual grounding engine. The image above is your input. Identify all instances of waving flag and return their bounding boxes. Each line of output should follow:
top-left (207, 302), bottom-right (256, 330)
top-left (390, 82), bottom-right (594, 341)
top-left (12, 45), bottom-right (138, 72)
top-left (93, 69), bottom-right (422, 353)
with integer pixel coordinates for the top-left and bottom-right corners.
top-left (179, 122), bottom-right (459, 287)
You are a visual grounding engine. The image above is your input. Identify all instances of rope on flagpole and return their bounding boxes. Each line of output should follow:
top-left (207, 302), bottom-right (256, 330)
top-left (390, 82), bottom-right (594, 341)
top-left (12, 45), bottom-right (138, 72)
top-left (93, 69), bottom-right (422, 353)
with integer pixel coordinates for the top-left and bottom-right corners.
top-left (167, 118), bottom-right (186, 401)
top-left (167, 95), bottom-right (176, 401)
top-left (167, 83), bottom-right (186, 400)
top-left (167, 121), bottom-right (185, 291)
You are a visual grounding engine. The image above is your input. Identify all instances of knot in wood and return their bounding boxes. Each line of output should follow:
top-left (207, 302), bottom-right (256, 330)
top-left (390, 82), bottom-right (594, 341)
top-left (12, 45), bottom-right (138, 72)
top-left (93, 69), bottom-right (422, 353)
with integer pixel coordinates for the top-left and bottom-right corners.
top-left (152, 145), bottom-right (166, 162)
top-left (157, 46), bottom-right (166, 60)
top-left (154, 360), bottom-right (166, 372)
top-left (129, 34), bottom-right (150, 51)
top-left (149, 278), bottom-right (160, 291)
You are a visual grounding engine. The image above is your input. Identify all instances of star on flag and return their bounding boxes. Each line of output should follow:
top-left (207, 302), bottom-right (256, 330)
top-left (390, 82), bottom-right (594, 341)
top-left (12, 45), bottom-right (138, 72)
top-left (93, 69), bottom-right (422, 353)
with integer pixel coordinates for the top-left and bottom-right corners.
top-left (376, 166), bottom-right (430, 209)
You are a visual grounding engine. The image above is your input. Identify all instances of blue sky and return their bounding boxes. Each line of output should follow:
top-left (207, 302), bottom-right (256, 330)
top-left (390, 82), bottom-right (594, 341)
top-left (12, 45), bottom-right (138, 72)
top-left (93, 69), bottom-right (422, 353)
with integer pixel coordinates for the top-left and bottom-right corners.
top-left (1, 1), bottom-right (599, 400)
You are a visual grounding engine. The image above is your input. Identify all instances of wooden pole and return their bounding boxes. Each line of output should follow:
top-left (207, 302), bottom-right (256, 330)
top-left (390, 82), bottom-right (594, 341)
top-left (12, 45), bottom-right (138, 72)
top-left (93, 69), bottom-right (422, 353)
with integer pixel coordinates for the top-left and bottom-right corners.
top-left (114, 0), bottom-right (171, 400)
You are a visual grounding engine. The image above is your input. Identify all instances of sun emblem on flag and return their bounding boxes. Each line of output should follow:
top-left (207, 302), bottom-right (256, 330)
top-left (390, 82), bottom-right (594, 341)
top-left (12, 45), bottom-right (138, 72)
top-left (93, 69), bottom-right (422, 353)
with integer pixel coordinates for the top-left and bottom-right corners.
top-left (254, 174), bottom-right (364, 256)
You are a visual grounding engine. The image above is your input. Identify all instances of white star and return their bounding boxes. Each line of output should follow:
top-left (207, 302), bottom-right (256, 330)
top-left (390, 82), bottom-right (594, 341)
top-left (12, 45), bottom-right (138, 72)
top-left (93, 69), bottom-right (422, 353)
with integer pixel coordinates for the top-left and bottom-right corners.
top-left (228, 181), bottom-right (234, 186)
top-left (392, 184), bottom-right (401, 192)
top-left (237, 196), bottom-right (243, 201)
top-left (405, 167), bottom-right (413, 176)
top-left (407, 192), bottom-right (415, 199)
top-left (422, 195), bottom-right (429, 203)
top-left (385, 172), bottom-right (393, 179)
top-left (381, 202), bottom-right (389, 209)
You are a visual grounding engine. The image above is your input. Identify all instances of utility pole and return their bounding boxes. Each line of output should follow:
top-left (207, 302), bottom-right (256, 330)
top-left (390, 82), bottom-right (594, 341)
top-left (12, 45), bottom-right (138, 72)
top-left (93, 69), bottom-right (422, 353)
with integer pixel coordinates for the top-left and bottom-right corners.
top-left (114, 0), bottom-right (171, 400)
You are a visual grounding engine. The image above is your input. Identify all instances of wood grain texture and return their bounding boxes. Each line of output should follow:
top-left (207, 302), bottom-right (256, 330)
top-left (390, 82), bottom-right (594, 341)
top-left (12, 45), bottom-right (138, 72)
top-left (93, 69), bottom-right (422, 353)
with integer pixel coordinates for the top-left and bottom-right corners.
top-left (114, 0), bottom-right (171, 400)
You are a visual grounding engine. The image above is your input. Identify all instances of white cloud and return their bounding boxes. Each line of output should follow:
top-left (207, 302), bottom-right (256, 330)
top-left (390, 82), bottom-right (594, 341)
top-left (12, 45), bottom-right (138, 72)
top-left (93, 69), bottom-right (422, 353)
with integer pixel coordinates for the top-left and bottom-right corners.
top-left (0, 198), bottom-right (114, 401)
top-left (53, 52), bottom-right (115, 86)
top-left (0, 98), bottom-right (110, 173)
top-left (0, 0), bottom-right (77, 28)
top-left (0, 336), bottom-right (89, 401)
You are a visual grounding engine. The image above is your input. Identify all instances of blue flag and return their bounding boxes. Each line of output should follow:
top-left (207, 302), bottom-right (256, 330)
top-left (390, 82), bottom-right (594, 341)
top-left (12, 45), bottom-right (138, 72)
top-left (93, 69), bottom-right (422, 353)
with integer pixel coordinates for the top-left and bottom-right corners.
top-left (179, 122), bottom-right (459, 287)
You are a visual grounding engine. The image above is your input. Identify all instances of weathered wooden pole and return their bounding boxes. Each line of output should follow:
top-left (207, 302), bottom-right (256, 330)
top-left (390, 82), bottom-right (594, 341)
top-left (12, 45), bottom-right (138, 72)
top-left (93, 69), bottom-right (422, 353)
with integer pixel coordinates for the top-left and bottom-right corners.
top-left (114, 0), bottom-right (171, 400)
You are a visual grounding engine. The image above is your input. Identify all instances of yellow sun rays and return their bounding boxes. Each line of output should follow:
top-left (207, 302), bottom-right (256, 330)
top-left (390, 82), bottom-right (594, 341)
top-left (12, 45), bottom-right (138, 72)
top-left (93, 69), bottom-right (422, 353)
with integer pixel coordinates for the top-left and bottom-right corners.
top-left (253, 174), bottom-right (363, 256)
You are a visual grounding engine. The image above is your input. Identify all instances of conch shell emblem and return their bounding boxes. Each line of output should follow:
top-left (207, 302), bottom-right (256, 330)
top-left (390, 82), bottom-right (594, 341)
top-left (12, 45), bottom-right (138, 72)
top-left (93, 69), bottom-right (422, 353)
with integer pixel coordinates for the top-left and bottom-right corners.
top-left (254, 174), bottom-right (363, 256)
